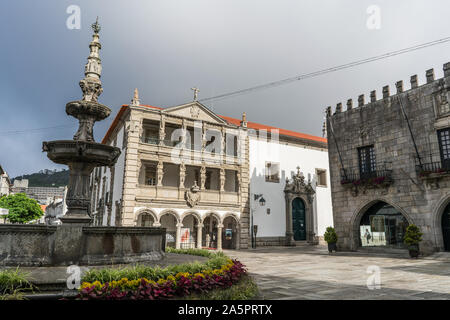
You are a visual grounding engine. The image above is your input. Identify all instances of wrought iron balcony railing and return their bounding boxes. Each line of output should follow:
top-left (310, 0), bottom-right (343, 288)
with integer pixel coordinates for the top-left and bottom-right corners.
top-left (340, 164), bottom-right (393, 186)
top-left (416, 160), bottom-right (450, 177)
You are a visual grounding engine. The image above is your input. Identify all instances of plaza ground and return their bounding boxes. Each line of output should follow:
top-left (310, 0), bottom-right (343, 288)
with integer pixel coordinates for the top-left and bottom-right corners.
top-left (224, 245), bottom-right (450, 300)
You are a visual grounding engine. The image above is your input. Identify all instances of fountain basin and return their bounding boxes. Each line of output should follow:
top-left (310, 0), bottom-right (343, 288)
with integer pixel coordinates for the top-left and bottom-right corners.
top-left (0, 225), bottom-right (166, 266)
top-left (42, 140), bottom-right (120, 166)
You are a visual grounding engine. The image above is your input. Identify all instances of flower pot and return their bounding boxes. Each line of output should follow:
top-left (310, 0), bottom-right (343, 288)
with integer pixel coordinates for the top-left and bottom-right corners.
top-left (408, 244), bottom-right (419, 258)
top-left (327, 242), bottom-right (337, 253)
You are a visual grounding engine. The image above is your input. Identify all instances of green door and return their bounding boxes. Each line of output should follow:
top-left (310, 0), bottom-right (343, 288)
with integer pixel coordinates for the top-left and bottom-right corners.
top-left (442, 204), bottom-right (450, 251)
top-left (292, 198), bottom-right (306, 241)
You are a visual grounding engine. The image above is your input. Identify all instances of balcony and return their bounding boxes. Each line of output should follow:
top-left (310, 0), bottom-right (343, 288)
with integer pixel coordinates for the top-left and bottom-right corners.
top-left (416, 160), bottom-right (450, 180)
top-left (340, 164), bottom-right (393, 188)
top-left (135, 185), bottom-right (239, 205)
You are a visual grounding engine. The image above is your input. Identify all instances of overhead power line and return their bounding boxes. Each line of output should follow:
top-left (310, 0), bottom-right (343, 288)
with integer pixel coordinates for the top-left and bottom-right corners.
top-left (199, 36), bottom-right (450, 103)
top-left (0, 125), bottom-right (75, 136)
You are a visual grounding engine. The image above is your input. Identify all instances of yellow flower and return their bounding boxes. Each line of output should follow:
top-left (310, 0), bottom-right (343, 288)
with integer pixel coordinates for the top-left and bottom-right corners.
top-left (194, 273), bottom-right (205, 279)
top-left (80, 282), bottom-right (92, 289)
top-left (166, 275), bottom-right (176, 282)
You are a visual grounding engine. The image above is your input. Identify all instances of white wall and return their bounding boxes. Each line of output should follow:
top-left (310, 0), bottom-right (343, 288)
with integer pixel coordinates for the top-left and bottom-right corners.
top-left (249, 135), bottom-right (333, 238)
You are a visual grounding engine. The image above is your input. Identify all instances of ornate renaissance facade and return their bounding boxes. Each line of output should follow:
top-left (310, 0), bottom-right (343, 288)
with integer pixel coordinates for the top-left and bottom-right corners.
top-left (90, 90), bottom-right (333, 250)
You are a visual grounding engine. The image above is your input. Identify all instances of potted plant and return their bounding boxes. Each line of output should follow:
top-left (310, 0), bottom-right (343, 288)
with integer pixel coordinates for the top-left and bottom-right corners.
top-left (324, 226), bottom-right (338, 253)
top-left (403, 224), bottom-right (423, 258)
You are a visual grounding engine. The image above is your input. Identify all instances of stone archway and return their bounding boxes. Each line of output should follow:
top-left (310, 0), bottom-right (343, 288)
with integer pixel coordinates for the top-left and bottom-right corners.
top-left (351, 200), bottom-right (412, 250)
top-left (284, 168), bottom-right (316, 245)
top-left (222, 213), bottom-right (240, 250)
top-left (180, 212), bottom-right (202, 249)
top-left (432, 195), bottom-right (450, 251)
top-left (135, 209), bottom-right (158, 227)
top-left (202, 212), bottom-right (221, 249)
top-left (158, 211), bottom-right (180, 248)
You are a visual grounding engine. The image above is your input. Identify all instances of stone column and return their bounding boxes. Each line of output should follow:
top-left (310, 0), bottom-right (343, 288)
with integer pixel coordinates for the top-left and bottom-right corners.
top-left (219, 168), bottom-right (225, 192)
top-left (196, 223), bottom-right (203, 249)
top-left (176, 222), bottom-right (183, 249)
top-left (157, 160), bottom-right (164, 187)
top-left (217, 223), bottom-right (224, 251)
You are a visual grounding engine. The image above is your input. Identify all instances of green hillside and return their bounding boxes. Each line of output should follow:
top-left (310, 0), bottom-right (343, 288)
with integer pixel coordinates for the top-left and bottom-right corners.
top-left (12, 169), bottom-right (69, 187)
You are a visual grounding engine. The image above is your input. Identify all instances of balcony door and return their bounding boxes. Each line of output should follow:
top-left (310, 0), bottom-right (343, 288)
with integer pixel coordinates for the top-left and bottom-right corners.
top-left (358, 145), bottom-right (376, 179)
top-left (438, 128), bottom-right (450, 170)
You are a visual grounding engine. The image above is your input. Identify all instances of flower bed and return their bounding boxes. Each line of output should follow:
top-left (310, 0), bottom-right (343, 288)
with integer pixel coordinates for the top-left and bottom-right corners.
top-left (77, 250), bottom-right (248, 300)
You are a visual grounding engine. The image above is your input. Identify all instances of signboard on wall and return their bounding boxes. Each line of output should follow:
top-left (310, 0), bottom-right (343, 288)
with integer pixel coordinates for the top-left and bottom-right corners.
top-left (225, 229), bottom-right (232, 240)
top-left (181, 228), bottom-right (190, 243)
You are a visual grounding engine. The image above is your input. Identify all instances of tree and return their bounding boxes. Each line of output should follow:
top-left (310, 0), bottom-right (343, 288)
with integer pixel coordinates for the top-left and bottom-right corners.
top-left (0, 193), bottom-right (44, 224)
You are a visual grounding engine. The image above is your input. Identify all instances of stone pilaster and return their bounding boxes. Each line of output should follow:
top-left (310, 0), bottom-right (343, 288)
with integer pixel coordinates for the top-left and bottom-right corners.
top-left (120, 110), bottom-right (140, 226)
top-left (219, 168), bottom-right (225, 192)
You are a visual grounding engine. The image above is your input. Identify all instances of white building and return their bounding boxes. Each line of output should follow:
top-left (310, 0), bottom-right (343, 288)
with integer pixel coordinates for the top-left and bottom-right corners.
top-left (0, 165), bottom-right (11, 197)
top-left (248, 129), bottom-right (333, 246)
top-left (91, 89), bottom-right (333, 250)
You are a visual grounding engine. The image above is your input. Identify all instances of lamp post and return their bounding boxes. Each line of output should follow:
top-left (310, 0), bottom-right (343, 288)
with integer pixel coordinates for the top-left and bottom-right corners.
top-left (251, 194), bottom-right (265, 249)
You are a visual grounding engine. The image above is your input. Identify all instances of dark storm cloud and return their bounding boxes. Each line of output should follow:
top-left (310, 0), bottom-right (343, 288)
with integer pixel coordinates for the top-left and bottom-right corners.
top-left (1, 0), bottom-right (450, 177)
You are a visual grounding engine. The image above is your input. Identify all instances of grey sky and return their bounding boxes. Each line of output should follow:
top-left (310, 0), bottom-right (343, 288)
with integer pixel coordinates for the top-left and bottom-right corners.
top-left (1, 0), bottom-right (450, 178)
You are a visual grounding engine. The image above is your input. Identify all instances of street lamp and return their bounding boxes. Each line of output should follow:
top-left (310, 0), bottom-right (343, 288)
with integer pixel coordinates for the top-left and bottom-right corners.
top-left (251, 194), bottom-right (265, 249)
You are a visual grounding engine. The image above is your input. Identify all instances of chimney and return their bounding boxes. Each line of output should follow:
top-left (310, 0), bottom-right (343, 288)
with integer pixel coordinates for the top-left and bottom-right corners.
top-left (382, 85), bottom-right (390, 99)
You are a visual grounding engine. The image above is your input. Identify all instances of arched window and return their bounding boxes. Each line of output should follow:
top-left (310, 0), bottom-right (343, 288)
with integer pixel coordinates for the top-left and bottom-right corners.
top-left (359, 202), bottom-right (408, 248)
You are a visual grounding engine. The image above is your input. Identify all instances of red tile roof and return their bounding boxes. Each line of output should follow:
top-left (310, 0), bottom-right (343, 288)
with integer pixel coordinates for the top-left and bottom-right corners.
top-left (102, 104), bottom-right (327, 145)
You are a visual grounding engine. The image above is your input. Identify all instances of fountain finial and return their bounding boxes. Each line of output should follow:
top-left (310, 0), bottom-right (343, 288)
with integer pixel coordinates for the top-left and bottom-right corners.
top-left (91, 16), bottom-right (101, 34)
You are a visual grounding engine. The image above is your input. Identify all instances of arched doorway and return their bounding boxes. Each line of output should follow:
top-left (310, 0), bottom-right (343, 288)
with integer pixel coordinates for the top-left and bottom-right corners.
top-left (138, 212), bottom-right (155, 227)
top-left (202, 213), bottom-right (220, 249)
top-left (292, 198), bottom-right (306, 241)
top-left (159, 212), bottom-right (178, 248)
top-left (222, 215), bottom-right (239, 249)
top-left (181, 214), bottom-right (200, 249)
top-left (359, 201), bottom-right (408, 248)
top-left (442, 203), bottom-right (450, 251)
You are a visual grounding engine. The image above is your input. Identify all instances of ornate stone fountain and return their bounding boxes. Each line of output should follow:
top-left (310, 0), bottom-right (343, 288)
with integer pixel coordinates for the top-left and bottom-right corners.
top-left (43, 18), bottom-right (120, 225)
top-left (0, 19), bottom-right (165, 266)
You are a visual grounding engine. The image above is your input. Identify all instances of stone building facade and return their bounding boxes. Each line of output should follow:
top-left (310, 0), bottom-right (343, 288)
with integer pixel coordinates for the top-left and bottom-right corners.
top-left (91, 89), bottom-right (333, 250)
top-left (91, 92), bottom-right (250, 250)
top-left (326, 62), bottom-right (450, 254)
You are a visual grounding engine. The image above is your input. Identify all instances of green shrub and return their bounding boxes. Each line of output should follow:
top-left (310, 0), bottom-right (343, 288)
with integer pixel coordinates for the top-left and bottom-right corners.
top-left (166, 247), bottom-right (216, 258)
top-left (324, 226), bottom-right (338, 243)
top-left (404, 224), bottom-right (423, 246)
top-left (0, 268), bottom-right (33, 296)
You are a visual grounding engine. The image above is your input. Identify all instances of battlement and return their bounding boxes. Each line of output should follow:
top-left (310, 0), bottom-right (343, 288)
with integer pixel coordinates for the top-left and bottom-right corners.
top-left (326, 62), bottom-right (450, 117)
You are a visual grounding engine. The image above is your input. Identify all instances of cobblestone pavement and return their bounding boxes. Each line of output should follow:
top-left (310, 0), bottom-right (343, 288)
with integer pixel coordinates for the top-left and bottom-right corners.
top-left (224, 246), bottom-right (450, 300)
